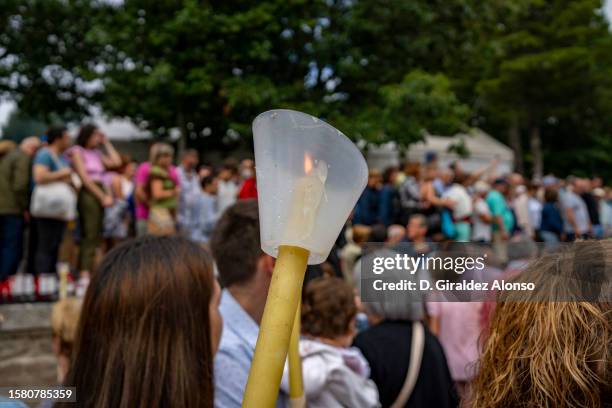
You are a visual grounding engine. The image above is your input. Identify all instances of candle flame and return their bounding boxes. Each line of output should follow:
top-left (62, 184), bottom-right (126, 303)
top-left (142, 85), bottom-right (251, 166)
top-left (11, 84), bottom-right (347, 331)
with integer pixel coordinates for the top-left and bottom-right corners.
top-left (304, 153), bottom-right (313, 175)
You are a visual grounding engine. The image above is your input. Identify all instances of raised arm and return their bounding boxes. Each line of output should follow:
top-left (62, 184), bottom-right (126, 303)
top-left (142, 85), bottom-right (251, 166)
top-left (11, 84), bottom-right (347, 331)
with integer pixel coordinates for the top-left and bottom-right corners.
top-left (100, 135), bottom-right (122, 169)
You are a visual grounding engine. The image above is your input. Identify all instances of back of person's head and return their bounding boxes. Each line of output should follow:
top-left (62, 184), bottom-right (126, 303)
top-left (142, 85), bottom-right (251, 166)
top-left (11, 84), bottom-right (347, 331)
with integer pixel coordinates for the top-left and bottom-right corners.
top-left (211, 199), bottom-right (261, 287)
top-left (201, 175), bottom-right (215, 190)
top-left (382, 166), bottom-right (397, 185)
top-left (148, 142), bottom-right (162, 163)
top-left (46, 125), bottom-right (68, 145)
top-left (544, 187), bottom-right (559, 203)
top-left (219, 162), bottom-right (237, 177)
top-left (301, 277), bottom-right (357, 340)
top-left (469, 242), bottom-right (611, 408)
top-left (407, 214), bottom-right (428, 239)
top-left (61, 236), bottom-right (218, 408)
top-left (453, 171), bottom-right (469, 186)
top-left (152, 143), bottom-right (174, 165)
top-left (439, 168), bottom-right (454, 184)
top-left (181, 148), bottom-right (198, 161)
top-left (404, 162), bottom-right (421, 178)
top-left (20, 136), bottom-right (41, 154)
top-left (368, 168), bottom-right (381, 186)
top-left (527, 182), bottom-right (539, 195)
top-left (369, 223), bottom-right (388, 243)
top-left (222, 158), bottom-right (239, 173)
top-left (473, 180), bottom-right (490, 196)
top-left (351, 225), bottom-right (371, 246)
top-left (387, 224), bottom-right (406, 243)
top-left (117, 153), bottom-right (132, 173)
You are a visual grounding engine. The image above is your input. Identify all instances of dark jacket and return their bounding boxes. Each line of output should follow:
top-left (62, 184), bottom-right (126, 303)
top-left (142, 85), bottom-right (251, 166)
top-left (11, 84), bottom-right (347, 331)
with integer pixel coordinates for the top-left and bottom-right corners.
top-left (353, 320), bottom-right (458, 408)
top-left (540, 202), bottom-right (564, 236)
top-left (379, 184), bottom-right (401, 226)
top-left (0, 148), bottom-right (32, 214)
top-left (353, 186), bottom-right (381, 225)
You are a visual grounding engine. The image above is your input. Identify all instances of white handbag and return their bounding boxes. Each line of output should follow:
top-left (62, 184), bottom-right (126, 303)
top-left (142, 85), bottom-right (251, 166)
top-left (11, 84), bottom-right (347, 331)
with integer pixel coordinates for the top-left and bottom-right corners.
top-left (30, 154), bottom-right (78, 221)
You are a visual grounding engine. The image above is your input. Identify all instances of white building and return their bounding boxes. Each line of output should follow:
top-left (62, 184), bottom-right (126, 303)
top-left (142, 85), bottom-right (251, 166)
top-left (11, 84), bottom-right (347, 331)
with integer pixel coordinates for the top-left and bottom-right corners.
top-left (366, 128), bottom-right (514, 174)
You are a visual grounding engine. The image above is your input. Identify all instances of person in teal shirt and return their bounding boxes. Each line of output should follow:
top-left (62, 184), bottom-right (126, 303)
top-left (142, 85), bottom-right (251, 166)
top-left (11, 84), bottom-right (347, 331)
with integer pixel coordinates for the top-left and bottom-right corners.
top-left (486, 178), bottom-right (515, 235)
top-left (486, 178), bottom-right (515, 264)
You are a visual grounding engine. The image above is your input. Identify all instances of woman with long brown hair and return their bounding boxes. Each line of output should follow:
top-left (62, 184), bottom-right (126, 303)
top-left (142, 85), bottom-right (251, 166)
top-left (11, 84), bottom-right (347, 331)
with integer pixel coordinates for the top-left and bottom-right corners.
top-left (468, 242), bottom-right (611, 407)
top-left (58, 236), bottom-right (222, 408)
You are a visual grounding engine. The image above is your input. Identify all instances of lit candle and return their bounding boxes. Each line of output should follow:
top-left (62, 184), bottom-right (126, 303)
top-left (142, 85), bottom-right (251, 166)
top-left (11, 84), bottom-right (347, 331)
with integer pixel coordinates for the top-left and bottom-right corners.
top-left (244, 109), bottom-right (367, 408)
top-left (283, 153), bottom-right (328, 243)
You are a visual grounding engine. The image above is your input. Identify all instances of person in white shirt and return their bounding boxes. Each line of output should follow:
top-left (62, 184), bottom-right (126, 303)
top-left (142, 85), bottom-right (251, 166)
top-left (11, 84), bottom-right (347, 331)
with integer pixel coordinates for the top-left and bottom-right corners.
top-left (177, 149), bottom-right (200, 235)
top-left (442, 172), bottom-right (473, 241)
top-left (472, 181), bottom-right (493, 242)
top-left (217, 162), bottom-right (239, 215)
top-left (527, 183), bottom-right (543, 237)
top-left (512, 184), bottom-right (532, 237)
top-left (190, 175), bottom-right (220, 244)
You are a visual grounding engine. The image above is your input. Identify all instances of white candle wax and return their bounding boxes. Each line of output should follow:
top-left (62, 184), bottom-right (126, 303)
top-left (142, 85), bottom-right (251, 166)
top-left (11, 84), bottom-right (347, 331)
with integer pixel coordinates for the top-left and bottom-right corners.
top-left (282, 156), bottom-right (328, 244)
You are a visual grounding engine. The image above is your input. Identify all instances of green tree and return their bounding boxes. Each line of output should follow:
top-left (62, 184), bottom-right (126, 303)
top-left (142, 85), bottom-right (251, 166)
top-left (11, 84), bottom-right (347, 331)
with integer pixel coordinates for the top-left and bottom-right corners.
top-left (329, 71), bottom-right (470, 147)
top-left (477, 0), bottom-right (612, 178)
top-left (312, 0), bottom-right (502, 146)
top-left (92, 0), bottom-right (327, 153)
top-left (0, 0), bottom-right (105, 122)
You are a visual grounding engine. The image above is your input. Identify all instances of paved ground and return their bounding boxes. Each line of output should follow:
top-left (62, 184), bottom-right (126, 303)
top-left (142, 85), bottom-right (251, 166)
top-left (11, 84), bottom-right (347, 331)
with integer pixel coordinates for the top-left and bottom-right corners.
top-left (0, 303), bottom-right (56, 407)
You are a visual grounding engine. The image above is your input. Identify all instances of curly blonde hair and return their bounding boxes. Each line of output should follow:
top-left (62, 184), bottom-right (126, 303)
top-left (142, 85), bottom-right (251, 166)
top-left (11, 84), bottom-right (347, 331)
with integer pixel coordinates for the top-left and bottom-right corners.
top-left (468, 242), bottom-right (611, 407)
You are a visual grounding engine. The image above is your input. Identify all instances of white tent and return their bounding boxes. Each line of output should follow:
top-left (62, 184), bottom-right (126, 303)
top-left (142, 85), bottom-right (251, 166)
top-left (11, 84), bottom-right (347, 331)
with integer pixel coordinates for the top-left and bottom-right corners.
top-left (366, 128), bottom-right (514, 174)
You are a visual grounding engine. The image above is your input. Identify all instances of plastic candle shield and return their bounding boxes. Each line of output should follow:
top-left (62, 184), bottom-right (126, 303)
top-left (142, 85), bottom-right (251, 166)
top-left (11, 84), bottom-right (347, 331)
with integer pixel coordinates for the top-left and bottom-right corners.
top-left (253, 109), bottom-right (368, 264)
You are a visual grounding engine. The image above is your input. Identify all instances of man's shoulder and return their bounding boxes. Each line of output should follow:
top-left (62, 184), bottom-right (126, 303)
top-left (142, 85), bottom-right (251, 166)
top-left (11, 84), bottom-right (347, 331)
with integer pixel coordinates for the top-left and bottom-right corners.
top-left (218, 318), bottom-right (254, 354)
top-left (33, 147), bottom-right (51, 162)
top-left (216, 338), bottom-right (251, 366)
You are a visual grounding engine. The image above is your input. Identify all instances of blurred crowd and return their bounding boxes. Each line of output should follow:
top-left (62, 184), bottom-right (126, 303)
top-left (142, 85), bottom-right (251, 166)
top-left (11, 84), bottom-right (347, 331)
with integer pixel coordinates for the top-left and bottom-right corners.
top-left (352, 155), bottom-right (611, 244)
top-left (0, 124), bottom-right (258, 300)
top-left (0, 124), bottom-right (610, 408)
top-left (1, 124), bottom-right (611, 301)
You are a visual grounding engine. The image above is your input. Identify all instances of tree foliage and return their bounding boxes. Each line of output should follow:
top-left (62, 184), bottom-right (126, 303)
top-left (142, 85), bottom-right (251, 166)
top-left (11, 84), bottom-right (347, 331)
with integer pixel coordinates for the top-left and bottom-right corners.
top-left (0, 0), bottom-right (611, 178)
top-left (476, 0), bottom-right (612, 177)
top-left (90, 0), bottom-right (327, 151)
top-left (0, 0), bottom-right (104, 121)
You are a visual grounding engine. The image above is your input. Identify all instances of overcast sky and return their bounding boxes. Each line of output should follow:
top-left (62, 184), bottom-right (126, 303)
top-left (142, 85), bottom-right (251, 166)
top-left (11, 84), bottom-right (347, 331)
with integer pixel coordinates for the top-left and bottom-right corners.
top-left (1, 1), bottom-right (612, 135)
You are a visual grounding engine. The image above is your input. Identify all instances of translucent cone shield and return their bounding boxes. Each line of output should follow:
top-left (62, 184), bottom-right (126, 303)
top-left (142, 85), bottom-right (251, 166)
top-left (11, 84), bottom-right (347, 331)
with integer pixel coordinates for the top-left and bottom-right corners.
top-left (253, 109), bottom-right (368, 264)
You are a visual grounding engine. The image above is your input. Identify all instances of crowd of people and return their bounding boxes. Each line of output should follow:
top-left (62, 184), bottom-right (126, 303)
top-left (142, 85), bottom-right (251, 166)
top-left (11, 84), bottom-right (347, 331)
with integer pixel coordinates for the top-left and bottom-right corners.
top-left (0, 124), bottom-right (258, 300)
top-left (353, 157), bottom-right (612, 244)
top-left (0, 124), bottom-right (610, 408)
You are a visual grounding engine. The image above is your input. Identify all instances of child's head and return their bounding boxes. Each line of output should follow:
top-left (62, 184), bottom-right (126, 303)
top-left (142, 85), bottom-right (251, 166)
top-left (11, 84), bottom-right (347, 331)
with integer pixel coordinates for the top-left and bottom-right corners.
top-left (302, 277), bottom-right (358, 347)
top-left (51, 298), bottom-right (82, 383)
top-left (201, 175), bottom-right (218, 194)
top-left (351, 225), bottom-right (371, 246)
